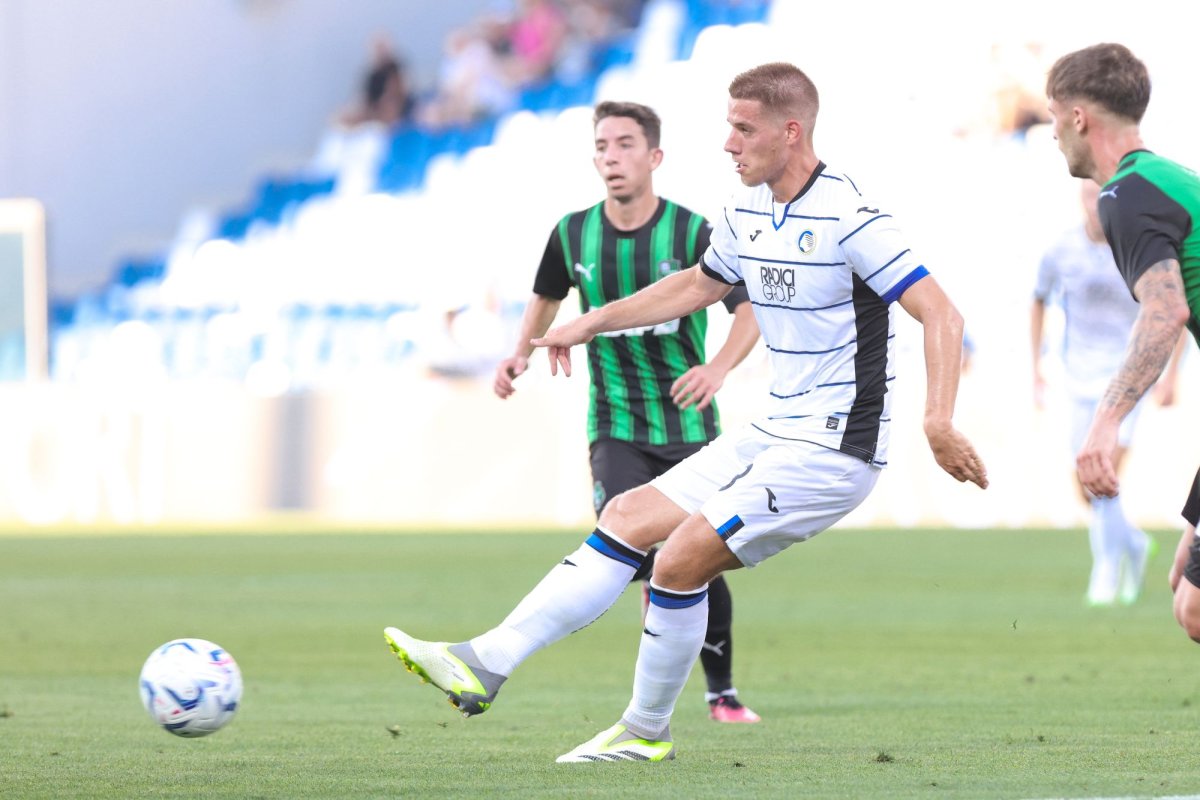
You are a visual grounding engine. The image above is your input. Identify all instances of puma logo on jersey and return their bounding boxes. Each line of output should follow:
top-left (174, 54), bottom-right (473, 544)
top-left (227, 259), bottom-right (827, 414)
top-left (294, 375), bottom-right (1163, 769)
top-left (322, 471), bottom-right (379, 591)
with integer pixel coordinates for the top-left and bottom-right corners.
top-left (1099, 185), bottom-right (1119, 200)
top-left (749, 229), bottom-right (762, 241)
top-left (766, 487), bottom-right (779, 513)
top-left (574, 262), bottom-right (596, 280)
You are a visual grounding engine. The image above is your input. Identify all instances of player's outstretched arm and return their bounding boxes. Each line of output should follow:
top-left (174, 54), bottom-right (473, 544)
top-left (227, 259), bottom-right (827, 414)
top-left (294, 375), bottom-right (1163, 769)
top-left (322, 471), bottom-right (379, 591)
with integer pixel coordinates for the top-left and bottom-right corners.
top-left (494, 294), bottom-right (561, 398)
top-left (671, 301), bottom-right (759, 410)
top-left (533, 266), bottom-right (731, 377)
top-left (897, 275), bottom-right (988, 489)
top-left (1078, 259), bottom-right (1189, 497)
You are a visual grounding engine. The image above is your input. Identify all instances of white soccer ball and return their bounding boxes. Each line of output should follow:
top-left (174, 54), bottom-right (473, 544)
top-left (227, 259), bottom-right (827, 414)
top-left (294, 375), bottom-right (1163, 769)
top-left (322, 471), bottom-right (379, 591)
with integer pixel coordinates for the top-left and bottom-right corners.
top-left (139, 638), bottom-right (243, 737)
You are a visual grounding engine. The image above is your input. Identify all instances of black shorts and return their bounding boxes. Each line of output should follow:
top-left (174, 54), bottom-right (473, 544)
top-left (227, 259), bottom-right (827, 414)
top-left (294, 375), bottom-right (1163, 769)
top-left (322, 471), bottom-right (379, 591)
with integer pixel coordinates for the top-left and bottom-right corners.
top-left (1183, 467), bottom-right (1200, 589)
top-left (590, 438), bottom-right (708, 582)
top-left (588, 438), bottom-right (707, 516)
top-left (1183, 467), bottom-right (1200, 528)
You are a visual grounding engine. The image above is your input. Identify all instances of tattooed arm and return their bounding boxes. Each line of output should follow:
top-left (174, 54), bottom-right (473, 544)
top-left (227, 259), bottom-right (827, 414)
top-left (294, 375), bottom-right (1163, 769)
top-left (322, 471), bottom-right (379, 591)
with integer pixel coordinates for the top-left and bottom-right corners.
top-left (1077, 259), bottom-right (1192, 497)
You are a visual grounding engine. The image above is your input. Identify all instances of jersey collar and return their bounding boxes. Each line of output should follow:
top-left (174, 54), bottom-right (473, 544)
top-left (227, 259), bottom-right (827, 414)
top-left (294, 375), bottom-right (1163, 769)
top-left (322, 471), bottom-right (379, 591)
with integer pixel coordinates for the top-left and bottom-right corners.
top-left (602, 196), bottom-right (666, 237)
top-left (771, 161), bottom-right (826, 230)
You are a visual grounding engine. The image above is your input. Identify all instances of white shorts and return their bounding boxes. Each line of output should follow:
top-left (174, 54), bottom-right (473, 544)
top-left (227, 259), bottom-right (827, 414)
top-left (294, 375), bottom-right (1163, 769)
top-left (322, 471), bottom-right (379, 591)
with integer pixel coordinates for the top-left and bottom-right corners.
top-left (1069, 395), bottom-right (1142, 453)
top-left (650, 423), bottom-right (881, 568)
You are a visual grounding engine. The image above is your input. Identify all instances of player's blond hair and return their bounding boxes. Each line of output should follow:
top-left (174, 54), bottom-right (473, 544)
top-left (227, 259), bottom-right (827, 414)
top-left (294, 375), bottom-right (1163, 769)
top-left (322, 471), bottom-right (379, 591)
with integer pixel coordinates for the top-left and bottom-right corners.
top-left (729, 62), bottom-right (819, 134)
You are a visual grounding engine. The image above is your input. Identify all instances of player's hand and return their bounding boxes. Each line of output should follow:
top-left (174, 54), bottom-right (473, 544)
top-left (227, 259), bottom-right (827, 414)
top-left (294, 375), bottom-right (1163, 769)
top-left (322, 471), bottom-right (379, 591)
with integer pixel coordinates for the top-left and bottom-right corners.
top-left (1075, 419), bottom-right (1120, 497)
top-left (925, 422), bottom-right (988, 489)
top-left (671, 364), bottom-right (726, 411)
top-left (531, 319), bottom-right (595, 378)
top-left (493, 355), bottom-right (528, 399)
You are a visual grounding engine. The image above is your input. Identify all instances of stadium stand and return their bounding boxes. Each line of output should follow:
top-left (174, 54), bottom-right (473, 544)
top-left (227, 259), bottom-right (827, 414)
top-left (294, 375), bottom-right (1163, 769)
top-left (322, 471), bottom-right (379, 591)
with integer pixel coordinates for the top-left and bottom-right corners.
top-left (49, 0), bottom-right (771, 386)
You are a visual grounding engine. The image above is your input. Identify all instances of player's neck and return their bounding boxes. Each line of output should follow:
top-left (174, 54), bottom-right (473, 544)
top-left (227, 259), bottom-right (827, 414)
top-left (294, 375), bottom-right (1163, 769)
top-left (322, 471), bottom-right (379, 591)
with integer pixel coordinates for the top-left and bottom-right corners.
top-left (1092, 128), bottom-right (1145, 184)
top-left (605, 193), bottom-right (659, 232)
top-left (769, 152), bottom-right (821, 203)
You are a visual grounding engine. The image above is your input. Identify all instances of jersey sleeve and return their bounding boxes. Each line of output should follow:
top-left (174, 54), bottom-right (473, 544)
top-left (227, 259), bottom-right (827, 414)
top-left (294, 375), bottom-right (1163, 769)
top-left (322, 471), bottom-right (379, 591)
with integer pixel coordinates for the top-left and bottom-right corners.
top-left (700, 202), bottom-right (742, 285)
top-left (720, 284), bottom-right (750, 313)
top-left (690, 215), bottom-right (743, 311)
top-left (1100, 176), bottom-right (1189, 296)
top-left (838, 203), bottom-right (928, 303)
top-left (531, 225), bottom-right (572, 300)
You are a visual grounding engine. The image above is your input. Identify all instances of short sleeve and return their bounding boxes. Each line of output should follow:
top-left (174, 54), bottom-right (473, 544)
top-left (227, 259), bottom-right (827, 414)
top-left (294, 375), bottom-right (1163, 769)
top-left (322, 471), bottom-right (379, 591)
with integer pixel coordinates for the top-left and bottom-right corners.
top-left (531, 226), bottom-right (572, 300)
top-left (1100, 175), bottom-right (1188, 296)
top-left (837, 205), bottom-right (927, 303)
top-left (700, 204), bottom-right (742, 285)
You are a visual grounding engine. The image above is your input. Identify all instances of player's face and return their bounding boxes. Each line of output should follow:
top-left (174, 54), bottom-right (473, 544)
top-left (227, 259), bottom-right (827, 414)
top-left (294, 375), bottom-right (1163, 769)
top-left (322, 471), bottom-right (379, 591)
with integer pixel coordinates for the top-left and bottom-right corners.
top-left (593, 115), bottom-right (661, 203)
top-left (724, 98), bottom-right (788, 189)
top-left (1048, 97), bottom-right (1095, 180)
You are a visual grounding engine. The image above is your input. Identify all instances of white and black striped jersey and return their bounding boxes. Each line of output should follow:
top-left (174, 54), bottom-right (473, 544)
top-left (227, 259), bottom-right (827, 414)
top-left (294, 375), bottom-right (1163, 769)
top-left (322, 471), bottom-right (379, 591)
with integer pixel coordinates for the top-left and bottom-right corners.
top-left (700, 161), bottom-right (929, 466)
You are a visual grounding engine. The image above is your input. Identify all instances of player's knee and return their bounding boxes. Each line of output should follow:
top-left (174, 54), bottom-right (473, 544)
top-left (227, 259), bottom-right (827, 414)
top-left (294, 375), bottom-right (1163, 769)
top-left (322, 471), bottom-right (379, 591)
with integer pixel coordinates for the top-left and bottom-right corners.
top-left (1181, 617), bottom-right (1200, 644)
top-left (1178, 609), bottom-right (1200, 644)
top-left (597, 485), bottom-right (666, 548)
top-left (1173, 585), bottom-right (1200, 643)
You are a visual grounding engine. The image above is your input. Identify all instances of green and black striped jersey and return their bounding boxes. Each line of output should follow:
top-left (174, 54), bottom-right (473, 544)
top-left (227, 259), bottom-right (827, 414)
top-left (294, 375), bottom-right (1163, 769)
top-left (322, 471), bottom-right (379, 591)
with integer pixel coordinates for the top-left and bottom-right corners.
top-left (1100, 150), bottom-right (1200, 345)
top-left (533, 198), bottom-right (749, 445)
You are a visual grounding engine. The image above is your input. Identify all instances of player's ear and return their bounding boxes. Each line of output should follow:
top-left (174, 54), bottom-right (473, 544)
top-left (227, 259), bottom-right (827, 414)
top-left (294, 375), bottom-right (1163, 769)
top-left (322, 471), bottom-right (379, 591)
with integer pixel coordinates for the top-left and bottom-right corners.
top-left (785, 119), bottom-right (804, 145)
top-left (1073, 104), bottom-right (1089, 134)
top-left (649, 147), bottom-right (664, 170)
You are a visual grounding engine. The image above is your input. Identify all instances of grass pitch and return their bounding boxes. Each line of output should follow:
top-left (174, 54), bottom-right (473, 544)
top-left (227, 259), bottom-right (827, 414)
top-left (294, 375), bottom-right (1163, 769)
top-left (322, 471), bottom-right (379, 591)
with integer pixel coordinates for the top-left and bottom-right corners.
top-left (1, 527), bottom-right (1198, 799)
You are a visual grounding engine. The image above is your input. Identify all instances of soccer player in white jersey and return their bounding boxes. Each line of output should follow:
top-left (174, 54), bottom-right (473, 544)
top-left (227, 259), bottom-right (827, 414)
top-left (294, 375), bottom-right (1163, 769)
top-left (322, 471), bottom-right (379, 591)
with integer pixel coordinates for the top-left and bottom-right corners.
top-left (383, 62), bottom-right (988, 763)
top-left (1032, 180), bottom-right (1180, 606)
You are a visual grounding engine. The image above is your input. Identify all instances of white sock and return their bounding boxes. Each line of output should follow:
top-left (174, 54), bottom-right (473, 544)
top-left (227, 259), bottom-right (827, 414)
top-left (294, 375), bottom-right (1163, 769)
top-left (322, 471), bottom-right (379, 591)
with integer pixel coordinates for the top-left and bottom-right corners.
top-left (469, 528), bottom-right (646, 676)
top-left (620, 581), bottom-right (709, 740)
top-left (1088, 497), bottom-right (1125, 600)
top-left (1097, 493), bottom-right (1148, 557)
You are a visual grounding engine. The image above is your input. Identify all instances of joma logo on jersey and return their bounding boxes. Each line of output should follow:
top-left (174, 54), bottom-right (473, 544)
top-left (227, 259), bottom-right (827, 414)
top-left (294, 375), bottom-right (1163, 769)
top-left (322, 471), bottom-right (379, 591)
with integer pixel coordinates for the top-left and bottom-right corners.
top-left (760, 266), bottom-right (796, 302)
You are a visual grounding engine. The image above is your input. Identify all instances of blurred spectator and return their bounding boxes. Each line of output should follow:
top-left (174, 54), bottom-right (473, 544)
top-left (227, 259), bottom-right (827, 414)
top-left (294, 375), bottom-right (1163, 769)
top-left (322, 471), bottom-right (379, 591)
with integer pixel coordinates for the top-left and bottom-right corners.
top-left (418, 19), bottom-right (517, 127)
top-left (339, 36), bottom-right (415, 129)
top-left (556, 0), bottom-right (630, 82)
top-left (313, 36), bottom-right (414, 192)
top-left (990, 42), bottom-right (1050, 139)
top-left (506, 0), bottom-right (569, 84)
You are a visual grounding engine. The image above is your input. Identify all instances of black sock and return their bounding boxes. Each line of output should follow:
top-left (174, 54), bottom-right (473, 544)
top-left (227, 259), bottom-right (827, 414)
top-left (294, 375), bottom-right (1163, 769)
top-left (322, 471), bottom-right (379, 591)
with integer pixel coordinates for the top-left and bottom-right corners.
top-left (700, 574), bottom-right (734, 696)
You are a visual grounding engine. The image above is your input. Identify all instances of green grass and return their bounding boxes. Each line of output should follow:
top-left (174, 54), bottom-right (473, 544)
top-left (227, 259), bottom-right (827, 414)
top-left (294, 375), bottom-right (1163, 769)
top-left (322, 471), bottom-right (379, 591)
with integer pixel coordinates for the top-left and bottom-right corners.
top-left (1, 528), bottom-right (1199, 799)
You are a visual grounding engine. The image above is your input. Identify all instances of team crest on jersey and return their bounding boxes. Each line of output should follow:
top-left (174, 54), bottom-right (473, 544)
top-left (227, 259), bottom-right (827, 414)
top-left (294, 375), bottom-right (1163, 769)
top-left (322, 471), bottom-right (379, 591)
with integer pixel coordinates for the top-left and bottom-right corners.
top-left (658, 258), bottom-right (681, 276)
top-left (798, 230), bottom-right (817, 254)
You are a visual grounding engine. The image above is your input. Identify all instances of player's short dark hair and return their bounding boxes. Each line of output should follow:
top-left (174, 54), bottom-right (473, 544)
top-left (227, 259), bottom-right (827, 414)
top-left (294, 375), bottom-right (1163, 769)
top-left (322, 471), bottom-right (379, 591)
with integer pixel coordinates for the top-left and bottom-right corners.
top-left (593, 101), bottom-right (662, 149)
top-left (1046, 43), bottom-right (1150, 123)
top-left (729, 62), bottom-right (819, 131)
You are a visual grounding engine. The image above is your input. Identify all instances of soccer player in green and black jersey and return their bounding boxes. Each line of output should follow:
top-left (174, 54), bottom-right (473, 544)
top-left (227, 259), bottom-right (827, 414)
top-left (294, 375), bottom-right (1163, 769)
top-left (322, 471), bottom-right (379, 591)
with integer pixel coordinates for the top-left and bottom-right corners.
top-left (493, 101), bottom-right (762, 721)
top-left (1047, 43), bottom-right (1200, 641)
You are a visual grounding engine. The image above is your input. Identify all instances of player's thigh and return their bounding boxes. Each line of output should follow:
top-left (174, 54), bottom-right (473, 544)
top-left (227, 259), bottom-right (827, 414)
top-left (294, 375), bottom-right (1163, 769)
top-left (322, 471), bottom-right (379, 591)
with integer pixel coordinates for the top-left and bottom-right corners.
top-left (699, 440), bottom-right (880, 568)
top-left (653, 513), bottom-right (744, 591)
top-left (598, 483), bottom-right (690, 552)
top-left (590, 439), bottom-right (660, 515)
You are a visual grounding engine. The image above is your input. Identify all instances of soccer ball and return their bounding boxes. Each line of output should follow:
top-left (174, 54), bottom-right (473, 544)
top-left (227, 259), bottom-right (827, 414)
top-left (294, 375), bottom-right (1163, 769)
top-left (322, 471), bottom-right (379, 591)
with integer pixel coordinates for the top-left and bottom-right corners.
top-left (139, 638), bottom-right (242, 737)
